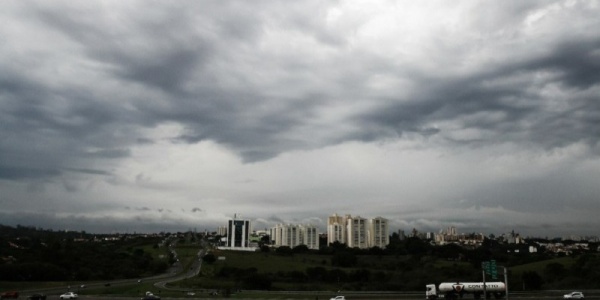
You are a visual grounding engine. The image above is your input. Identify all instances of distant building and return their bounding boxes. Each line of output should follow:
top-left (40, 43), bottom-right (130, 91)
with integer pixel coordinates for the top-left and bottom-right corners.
top-left (505, 230), bottom-right (523, 244)
top-left (398, 230), bottom-right (406, 240)
top-left (217, 226), bottom-right (227, 236)
top-left (425, 232), bottom-right (435, 240)
top-left (227, 218), bottom-right (250, 248)
top-left (218, 215), bottom-right (256, 251)
top-left (368, 217), bottom-right (389, 248)
top-left (327, 213), bottom-right (389, 249)
top-left (447, 226), bottom-right (457, 236)
top-left (433, 226), bottom-right (485, 247)
top-left (303, 225), bottom-right (319, 250)
top-left (327, 214), bottom-right (347, 245)
top-left (271, 223), bottom-right (319, 250)
top-left (347, 215), bottom-right (368, 249)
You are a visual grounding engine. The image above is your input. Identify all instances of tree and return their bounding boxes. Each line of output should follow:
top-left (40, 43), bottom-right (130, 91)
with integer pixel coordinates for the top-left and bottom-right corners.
top-left (405, 237), bottom-right (429, 255)
top-left (202, 253), bottom-right (217, 264)
top-left (544, 262), bottom-right (566, 283)
top-left (292, 244), bottom-right (309, 253)
top-left (260, 235), bottom-right (270, 245)
top-left (243, 273), bottom-right (272, 289)
top-left (306, 267), bottom-right (327, 281)
top-left (522, 271), bottom-right (543, 290)
top-left (275, 246), bottom-right (293, 256)
top-left (434, 244), bottom-right (463, 260)
top-left (331, 251), bottom-right (357, 267)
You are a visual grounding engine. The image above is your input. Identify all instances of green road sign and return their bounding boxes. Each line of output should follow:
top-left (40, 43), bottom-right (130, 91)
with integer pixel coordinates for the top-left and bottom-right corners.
top-left (483, 260), bottom-right (498, 279)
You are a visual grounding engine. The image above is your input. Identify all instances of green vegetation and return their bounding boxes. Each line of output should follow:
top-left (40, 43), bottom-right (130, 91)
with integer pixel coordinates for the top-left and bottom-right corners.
top-left (169, 235), bottom-right (600, 292)
top-left (170, 248), bottom-right (477, 292)
top-left (0, 224), bottom-right (171, 281)
top-left (2, 224), bottom-right (600, 296)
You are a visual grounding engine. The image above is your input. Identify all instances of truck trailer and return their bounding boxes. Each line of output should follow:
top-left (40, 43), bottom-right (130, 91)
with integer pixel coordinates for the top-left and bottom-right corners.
top-left (426, 281), bottom-right (506, 299)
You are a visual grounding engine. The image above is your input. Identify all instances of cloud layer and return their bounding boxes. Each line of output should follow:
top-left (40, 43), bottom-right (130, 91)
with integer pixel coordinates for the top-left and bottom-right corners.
top-left (1, 1), bottom-right (599, 237)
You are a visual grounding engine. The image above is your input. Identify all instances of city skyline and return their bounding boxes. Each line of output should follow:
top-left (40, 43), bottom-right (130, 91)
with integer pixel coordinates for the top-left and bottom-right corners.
top-left (1, 1), bottom-right (599, 237)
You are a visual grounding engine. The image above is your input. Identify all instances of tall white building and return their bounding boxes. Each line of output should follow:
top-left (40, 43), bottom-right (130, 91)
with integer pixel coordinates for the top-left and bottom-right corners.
top-left (217, 226), bottom-right (228, 236)
top-left (368, 217), bottom-right (389, 248)
top-left (347, 215), bottom-right (368, 249)
top-left (302, 225), bottom-right (319, 250)
top-left (447, 226), bottom-right (457, 236)
top-left (328, 213), bottom-right (390, 249)
top-left (271, 223), bottom-right (319, 250)
top-left (223, 216), bottom-right (251, 249)
top-left (327, 214), bottom-right (347, 245)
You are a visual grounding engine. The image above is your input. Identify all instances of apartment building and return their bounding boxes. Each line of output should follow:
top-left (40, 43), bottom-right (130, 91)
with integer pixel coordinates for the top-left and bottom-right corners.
top-left (327, 213), bottom-right (389, 249)
top-left (368, 217), bottom-right (389, 248)
top-left (347, 215), bottom-right (368, 248)
top-left (217, 226), bottom-right (227, 236)
top-left (271, 223), bottom-right (319, 250)
top-left (327, 213), bottom-right (347, 245)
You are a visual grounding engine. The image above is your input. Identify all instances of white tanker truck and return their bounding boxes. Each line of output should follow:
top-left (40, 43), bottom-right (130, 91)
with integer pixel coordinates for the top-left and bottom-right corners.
top-left (426, 282), bottom-right (506, 299)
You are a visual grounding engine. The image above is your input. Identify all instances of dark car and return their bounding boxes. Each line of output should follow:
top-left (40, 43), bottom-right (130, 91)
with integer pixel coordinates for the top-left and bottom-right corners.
top-left (1, 291), bottom-right (19, 300)
top-left (27, 294), bottom-right (46, 300)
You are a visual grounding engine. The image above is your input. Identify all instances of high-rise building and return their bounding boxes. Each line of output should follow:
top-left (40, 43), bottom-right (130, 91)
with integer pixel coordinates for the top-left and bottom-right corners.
top-left (302, 225), bottom-right (319, 250)
top-left (347, 215), bottom-right (368, 248)
top-left (272, 223), bottom-right (297, 248)
top-left (217, 226), bottom-right (228, 236)
top-left (272, 223), bottom-right (320, 250)
top-left (368, 217), bottom-right (389, 248)
top-left (398, 229), bottom-right (406, 240)
top-left (227, 218), bottom-right (250, 248)
top-left (447, 226), bottom-right (457, 236)
top-left (327, 214), bottom-right (347, 245)
top-left (328, 213), bottom-right (390, 249)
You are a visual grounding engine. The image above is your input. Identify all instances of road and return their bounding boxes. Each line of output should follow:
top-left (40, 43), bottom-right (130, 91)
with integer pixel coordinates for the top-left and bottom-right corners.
top-left (10, 241), bottom-right (599, 299)
top-left (9, 292), bottom-right (600, 300)
top-left (153, 248), bottom-right (205, 292)
top-left (16, 241), bottom-right (206, 298)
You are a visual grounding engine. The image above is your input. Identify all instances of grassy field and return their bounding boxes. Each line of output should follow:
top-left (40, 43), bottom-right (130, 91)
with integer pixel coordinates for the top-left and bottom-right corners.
top-left (4, 240), bottom-right (598, 298)
top-left (508, 256), bottom-right (575, 276)
top-left (212, 250), bottom-right (329, 272)
top-left (168, 249), bottom-right (426, 292)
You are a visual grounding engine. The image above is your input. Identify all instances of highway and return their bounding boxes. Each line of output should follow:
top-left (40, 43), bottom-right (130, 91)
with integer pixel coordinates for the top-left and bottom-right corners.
top-left (15, 242), bottom-right (206, 298)
top-left (6, 291), bottom-right (600, 300)
top-left (10, 241), bottom-right (599, 299)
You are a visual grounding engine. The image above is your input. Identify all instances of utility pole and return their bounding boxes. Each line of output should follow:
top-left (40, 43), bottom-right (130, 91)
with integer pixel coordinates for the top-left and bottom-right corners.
top-left (503, 266), bottom-right (509, 300)
top-left (481, 261), bottom-right (487, 298)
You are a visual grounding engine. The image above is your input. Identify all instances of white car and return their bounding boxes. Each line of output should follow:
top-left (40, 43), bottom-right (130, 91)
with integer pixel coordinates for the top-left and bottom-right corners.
top-left (59, 292), bottom-right (78, 300)
top-left (564, 292), bottom-right (584, 299)
top-left (330, 296), bottom-right (345, 300)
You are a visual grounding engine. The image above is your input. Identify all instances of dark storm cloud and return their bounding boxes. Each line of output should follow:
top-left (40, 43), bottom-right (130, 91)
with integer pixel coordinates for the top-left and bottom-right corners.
top-left (0, 211), bottom-right (210, 234)
top-left (0, 165), bottom-right (60, 180)
top-left (527, 38), bottom-right (600, 89)
top-left (1, 1), bottom-right (598, 179)
top-left (84, 148), bottom-right (131, 159)
top-left (1, 1), bottom-right (599, 235)
top-left (14, 2), bottom-right (323, 163)
top-left (353, 37), bottom-right (600, 152)
top-left (64, 168), bottom-right (112, 176)
top-left (30, 2), bottom-right (265, 96)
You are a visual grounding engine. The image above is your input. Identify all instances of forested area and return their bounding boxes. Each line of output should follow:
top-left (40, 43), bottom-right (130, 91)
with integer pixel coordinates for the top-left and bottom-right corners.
top-left (3, 224), bottom-right (600, 292)
top-left (190, 234), bottom-right (600, 291)
top-left (0, 225), bottom-right (171, 281)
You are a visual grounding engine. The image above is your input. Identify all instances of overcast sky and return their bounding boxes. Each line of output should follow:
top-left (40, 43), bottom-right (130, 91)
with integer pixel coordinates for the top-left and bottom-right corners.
top-left (1, 1), bottom-right (599, 238)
